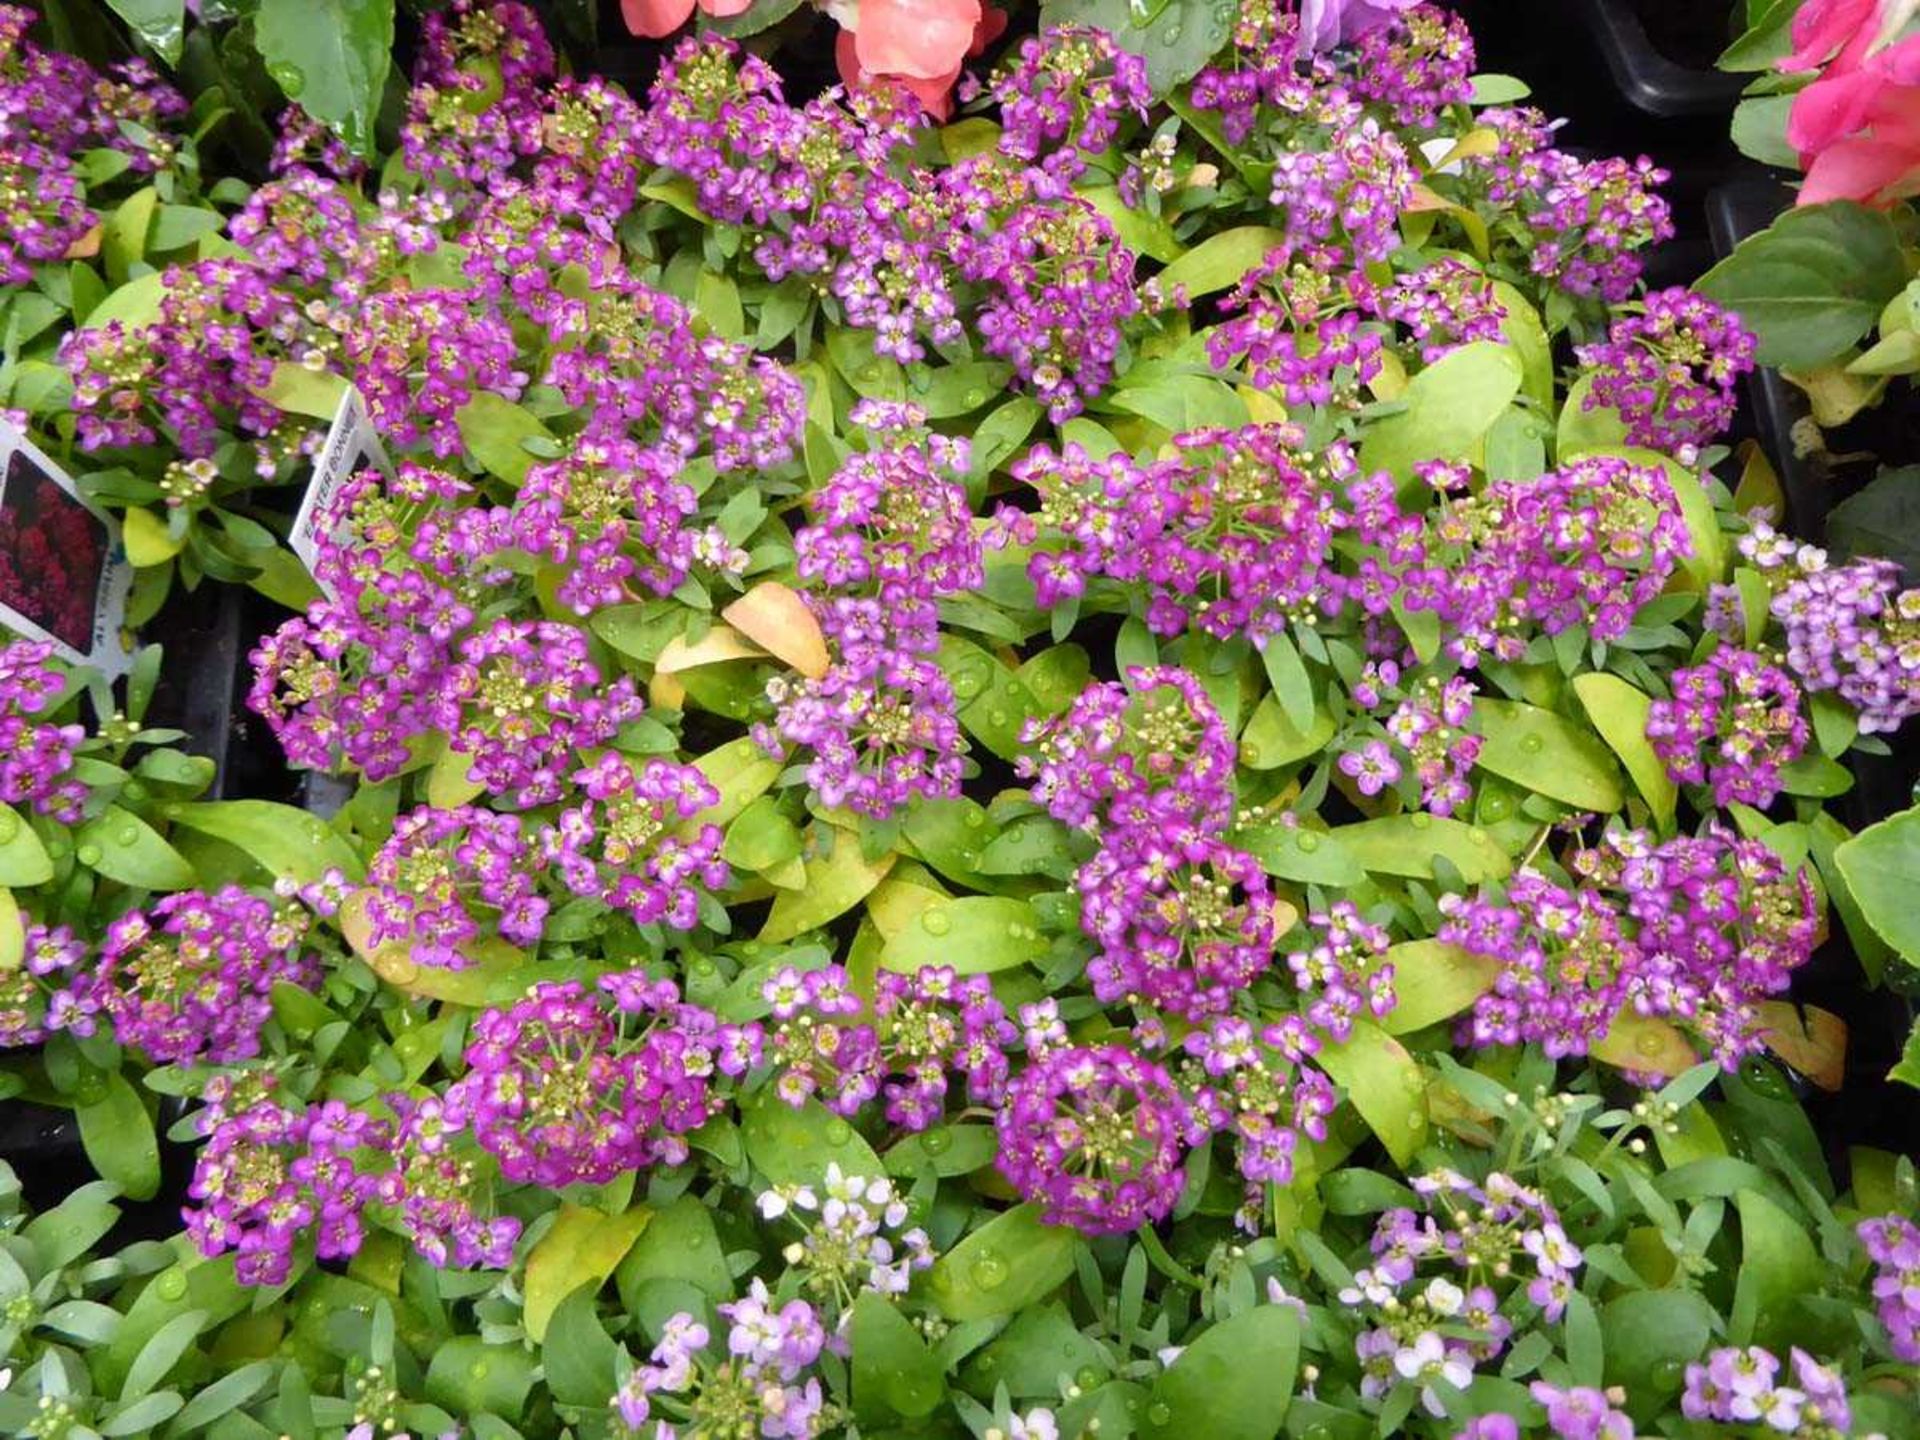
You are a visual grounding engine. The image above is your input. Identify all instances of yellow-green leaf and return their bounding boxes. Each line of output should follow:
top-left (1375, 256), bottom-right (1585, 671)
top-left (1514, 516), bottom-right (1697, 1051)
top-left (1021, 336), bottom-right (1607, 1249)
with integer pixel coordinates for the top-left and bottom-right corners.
top-left (760, 826), bottom-right (896, 943)
top-left (122, 507), bottom-right (184, 567)
top-left (879, 896), bottom-right (1049, 976)
top-left (1471, 698), bottom-right (1625, 813)
top-left (1571, 673), bottom-right (1677, 830)
top-left (1373, 940), bottom-right (1499, 1036)
top-left (522, 1204), bottom-right (652, 1343)
top-left (1317, 1020), bottom-right (1429, 1166)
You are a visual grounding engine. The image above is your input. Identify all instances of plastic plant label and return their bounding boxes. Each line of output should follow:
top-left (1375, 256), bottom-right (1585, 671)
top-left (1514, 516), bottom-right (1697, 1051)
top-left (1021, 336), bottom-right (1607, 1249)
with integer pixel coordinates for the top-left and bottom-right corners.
top-left (0, 418), bottom-right (133, 675)
top-left (290, 385), bottom-right (390, 588)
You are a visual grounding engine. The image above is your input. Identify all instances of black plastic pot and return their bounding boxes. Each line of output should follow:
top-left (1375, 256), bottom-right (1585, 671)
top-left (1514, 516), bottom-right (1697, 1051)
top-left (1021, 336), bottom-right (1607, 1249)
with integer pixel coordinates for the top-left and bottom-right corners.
top-left (1569, 0), bottom-right (1747, 120)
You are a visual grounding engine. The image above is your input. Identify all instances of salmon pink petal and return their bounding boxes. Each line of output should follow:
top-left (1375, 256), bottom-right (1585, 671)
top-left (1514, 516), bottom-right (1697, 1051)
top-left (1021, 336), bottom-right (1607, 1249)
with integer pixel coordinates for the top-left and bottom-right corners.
top-left (622, 0), bottom-right (696, 37)
top-left (835, 27), bottom-right (958, 118)
top-left (968, 3), bottom-right (1009, 57)
top-left (699, 0), bottom-right (757, 15)
top-left (1783, 0), bottom-right (1878, 71)
top-left (1787, 68), bottom-right (1888, 153)
top-left (1799, 135), bottom-right (1920, 203)
top-left (853, 0), bottom-right (982, 80)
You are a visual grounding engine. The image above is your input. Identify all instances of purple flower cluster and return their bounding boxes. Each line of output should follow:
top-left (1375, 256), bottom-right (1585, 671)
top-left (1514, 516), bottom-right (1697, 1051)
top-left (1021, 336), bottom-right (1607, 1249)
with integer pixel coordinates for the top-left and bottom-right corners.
top-left (1019, 668), bottom-right (1238, 831)
top-left (401, 0), bottom-right (555, 189)
top-left (995, 1044), bottom-right (1201, 1235)
top-left (89, 888), bottom-right (319, 1066)
top-left (0, 921), bottom-right (91, 1047)
top-left (638, 36), bottom-right (1136, 418)
top-left (1182, 1016), bottom-right (1337, 1205)
top-left (1347, 1169), bottom-right (1582, 1419)
top-left (540, 754), bottom-right (728, 927)
top-left (185, 1075), bottom-right (519, 1285)
top-left (765, 963), bottom-right (1014, 1129)
top-left (769, 405), bottom-right (977, 818)
top-left (1208, 253), bottom-right (1385, 407)
top-left (757, 1165), bottom-right (934, 1320)
top-left (0, 640), bottom-right (84, 821)
top-left (1742, 520), bottom-right (1920, 735)
top-left (1577, 287), bottom-right (1757, 456)
top-left (1384, 675), bottom-right (1482, 815)
top-left (1374, 257), bottom-right (1509, 363)
top-left (614, 1284), bottom-right (834, 1439)
top-left (1348, 4), bottom-right (1477, 128)
top-left (1413, 455), bottom-right (1692, 664)
top-left (364, 805), bottom-right (548, 967)
top-left (1681, 1346), bottom-right (1852, 1437)
top-left (186, 1094), bottom-right (389, 1286)
top-left (1269, 113), bottom-right (1417, 268)
top-left (1647, 647), bottom-right (1809, 808)
top-left (991, 26), bottom-right (1152, 182)
top-left (1441, 827), bottom-right (1817, 1067)
top-left (0, 7), bottom-right (184, 282)
top-left (63, 259), bottom-right (306, 459)
top-left (1858, 1214), bottom-right (1920, 1363)
top-left (1078, 823), bottom-right (1279, 1020)
top-left (1278, 902), bottom-right (1398, 1044)
top-left (450, 973), bottom-right (756, 1187)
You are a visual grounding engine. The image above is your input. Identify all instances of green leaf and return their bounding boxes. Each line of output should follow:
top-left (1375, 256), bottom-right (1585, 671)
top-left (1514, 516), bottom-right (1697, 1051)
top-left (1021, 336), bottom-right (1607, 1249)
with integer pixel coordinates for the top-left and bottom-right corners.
top-left (1150, 225), bottom-right (1288, 299)
top-left (760, 826), bottom-right (895, 943)
top-left (75, 806), bottom-right (197, 890)
top-left (1316, 1020), bottom-right (1429, 1167)
top-left (1731, 1189), bottom-right (1823, 1350)
top-left (1260, 633), bottom-right (1315, 734)
top-left (105, 0), bottom-right (186, 61)
top-left (455, 393), bottom-right (555, 485)
top-left (1834, 806), bottom-right (1920, 963)
top-left (164, 801), bottom-right (366, 884)
top-left (83, 270), bottom-right (167, 332)
top-left (1078, 185), bottom-right (1183, 262)
top-left (683, 739), bottom-right (782, 831)
top-left (122, 507), bottom-right (184, 567)
top-left (1491, 282), bottom-right (1553, 412)
top-left (1373, 940), bottom-right (1499, 1036)
top-left (1891, 1018), bottom-right (1920, 1090)
top-left (1040, 0), bottom-right (1238, 94)
top-left (1571, 673), bottom-right (1677, 829)
top-left (1330, 815), bottom-right (1511, 883)
top-left (0, 802), bottom-right (54, 886)
top-left (851, 1293), bottom-right (947, 1422)
top-left (741, 1091), bottom-right (883, 1188)
top-left (1600, 1289), bottom-right (1717, 1421)
top-left (938, 636), bottom-right (1045, 762)
top-left (615, 1195), bottom-right (734, 1310)
top-left (255, 0), bottom-right (395, 157)
top-left (1359, 341), bottom-right (1522, 491)
top-left (77, 1071), bottom-right (161, 1202)
top-left (424, 1335), bottom-right (537, 1419)
top-left (541, 1288), bottom-right (619, 1409)
top-left (169, 1360), bottom-right (275, 1433)
top-left (906, 360), bottom-right (1017, 420)
top-left (1468, 73), bottom-right (1530, 104)
top-left (103, 187), bottom-right (156, 283)
top-left (1471, 698), bottom-right (1625, 813)
top-left (1719, 0), bottom-right (1802, 70)
top-left (879, 896), bottom-right (1049, 975)
top-left (122, 1308), bottom-right (206, 1400)
top-left (522, 1203), bottom-right (652, 1343)
top-left (723, 797), bottom-right (803, 875)
top-left (1827, 465), bottom-right (1920, 579)
top-left (1139, 1305), bottom-right (1299, 1440)
top-left (927, 1204), bottom-right (1079, 1322)
top-left (1694, 203), bottom-right (1910, 369)
top-left (962, 1302), bottom-right (1108, 1398)
top-left (884, 1124), bottom-right (999, 1179)
top-left (1237, 823), bottom-right (1365, 886)
top-left (1557, 372), bottom-right (1631, 456)
top-left (1239, 693), bottom-right (1337, 771)
top-left (148, 204), bottom-right (225, 253)
top-left (254, 362), bottom-right (350, 422)
top-left (1731, 95), bottom-right (1799, 168)
top-left (1107, 373), bottom-right (1249, 434)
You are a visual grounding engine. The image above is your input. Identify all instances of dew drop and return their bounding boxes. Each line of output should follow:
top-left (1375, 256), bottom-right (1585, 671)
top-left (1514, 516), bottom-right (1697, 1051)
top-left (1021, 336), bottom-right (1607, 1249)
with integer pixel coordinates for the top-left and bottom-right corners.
top-left (691, 957), bottom-right (716, 975)
top-left (156, 1272), bottom-right (187, 1301)
top-left (1295, 832), bottom-right (1319, 853)
top-left (1469, 827), bottom-right (1492, 846)
top-left (1482, 795), bottom-right (1510, 820)
top-left (923, 1129), bottom-right (951, 1154)
top-left (122, 781), bottom-right (147, 804)
top-left (987, 710), bottom-right (1010, 727)
top-left (1076, 1366), bottom-right (1101, 1391)
top-left (75, 843), bottom-right (102, 866)
top-left (469, 1361), bottom-right (490, 1381)
top-left (952, 671), bottom-right (984, 699)
top-left (964, 811), bottom-right (986, 828)
top-left (114, 825), bottom-right (139, 846)
top-left (1148, 1403), bottom-right (1173, 1425)
top-left (1650, 1359), bottom-right (1683, 1389)
top-left (1241, 745), bottom-right (1262, 765)
top-left (969, 1253), bottom-right (1009, 1290)
top-left (824, 1118), bottom-right (853, 1146)
top-left (378, 955), bottom-right (419, 986)
top-left (1520, 733), bottom-right (1545, 754)
top-left (1409, 813), bottom-right (1433, 830)
top-left (1635, 1029), bottom-right (1665, 1057)
top-left (267, 63), bottom-right (304, 98)
top-left (964, 389), bottom-right (987, 408)
top-left (920, 907), bottom-right (952, 937)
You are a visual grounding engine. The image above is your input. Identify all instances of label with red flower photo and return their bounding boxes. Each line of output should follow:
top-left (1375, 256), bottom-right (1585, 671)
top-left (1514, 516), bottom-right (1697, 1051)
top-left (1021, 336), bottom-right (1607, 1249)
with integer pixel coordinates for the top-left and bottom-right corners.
top-left (0, 419), bottom-right (133, 675)
top-left (291, 385), bottom-right (390, 592)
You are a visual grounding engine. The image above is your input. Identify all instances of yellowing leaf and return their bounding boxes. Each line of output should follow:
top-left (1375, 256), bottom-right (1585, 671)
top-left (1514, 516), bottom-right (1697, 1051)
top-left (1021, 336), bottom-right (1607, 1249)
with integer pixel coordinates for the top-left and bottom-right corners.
top-left (1571, 673), bottom-right (1677, 830)
top-left (122, 506), bottom-right (183, 567)
top-left (1373, 940), bottom-right (1499, 1036)
top-left (655, 624), bottom-right (766, 674)
top-left (1757, 1001), bottom-right (1846, 1092)
top-left (721, 582), bottom-right (829, 679)
top-left (523, 1204), bottom-right (652, 1343)
top-left (1317, 1020), bottom-right (1429, 1166)
top-left (1592, 1013), bottom-right (1696, 1078)
top-left (761, 827), bottom-right (896, 944)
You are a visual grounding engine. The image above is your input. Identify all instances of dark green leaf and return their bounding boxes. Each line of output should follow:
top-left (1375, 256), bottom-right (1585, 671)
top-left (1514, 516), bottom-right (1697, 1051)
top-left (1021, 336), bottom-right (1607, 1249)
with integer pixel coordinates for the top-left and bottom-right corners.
top-left (255, 0), bottom-right (395, 156)
top-left (1139, 1305), bottom-right (1299, 1440)
top-left (928, 1204), bottom-right (1079, 1322)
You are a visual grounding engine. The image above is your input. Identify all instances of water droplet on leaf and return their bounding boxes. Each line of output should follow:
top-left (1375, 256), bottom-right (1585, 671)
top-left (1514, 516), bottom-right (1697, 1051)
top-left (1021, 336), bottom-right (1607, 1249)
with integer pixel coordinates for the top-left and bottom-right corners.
top-left (968, 1253), bottom-right (1008, 1290)
top-left (920, 907), bottom-right (952, 937)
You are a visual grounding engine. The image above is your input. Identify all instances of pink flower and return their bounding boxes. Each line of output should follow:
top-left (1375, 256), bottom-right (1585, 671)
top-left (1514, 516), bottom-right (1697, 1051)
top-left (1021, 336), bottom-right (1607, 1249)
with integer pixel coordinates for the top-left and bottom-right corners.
top-left (1338, 739), bottom-right (1402, 797)
top-left (620, 0), bottom-right (754, 40)
top-left (833, 1), bottom-right (1006, 118)
top-left (1779, 0), bottom-right (1920, 205)
top-left (1296, 0), bottom-right (1422, 53)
